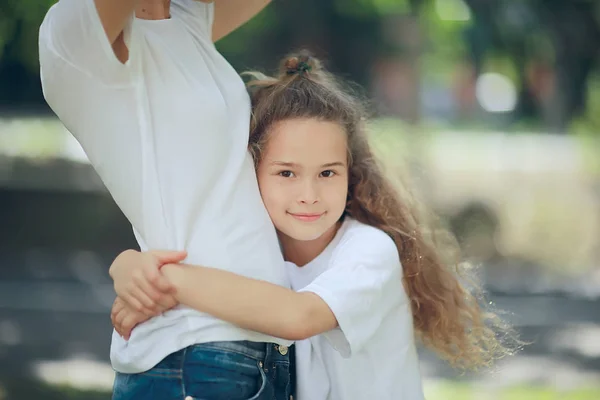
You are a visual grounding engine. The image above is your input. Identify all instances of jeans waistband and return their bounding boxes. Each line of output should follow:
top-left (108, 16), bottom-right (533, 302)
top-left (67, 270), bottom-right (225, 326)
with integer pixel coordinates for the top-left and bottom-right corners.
top-left (188, 340), bottom-right (267, 361)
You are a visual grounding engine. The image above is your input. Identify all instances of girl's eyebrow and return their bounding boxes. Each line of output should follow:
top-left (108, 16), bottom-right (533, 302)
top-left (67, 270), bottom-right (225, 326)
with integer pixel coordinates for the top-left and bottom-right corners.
top-left (271, 161), bottom-right (299, 168)
top-left (270, 161), bottom-right (346, 168)
top-left (321, 162), bottom-right (346, 168)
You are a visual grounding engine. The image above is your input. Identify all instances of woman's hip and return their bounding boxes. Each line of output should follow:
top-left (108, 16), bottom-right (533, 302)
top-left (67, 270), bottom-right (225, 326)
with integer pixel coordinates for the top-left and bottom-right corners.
top-left (112, 340), bottom-right (294, 400)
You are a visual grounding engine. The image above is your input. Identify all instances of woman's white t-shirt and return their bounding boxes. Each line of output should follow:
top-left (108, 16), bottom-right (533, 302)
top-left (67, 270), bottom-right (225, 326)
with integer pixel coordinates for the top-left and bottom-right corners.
top-left (287, 218), bottom-right (425, 400)
top-left (39, 0), bottom-right (290, 373)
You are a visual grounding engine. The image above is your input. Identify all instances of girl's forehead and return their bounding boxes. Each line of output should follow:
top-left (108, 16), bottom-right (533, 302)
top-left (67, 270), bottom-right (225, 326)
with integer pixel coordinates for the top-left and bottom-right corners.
top-left (266, 119), bottom-right (347, 148)
top-left (260, 123), bottom-right (347, 168)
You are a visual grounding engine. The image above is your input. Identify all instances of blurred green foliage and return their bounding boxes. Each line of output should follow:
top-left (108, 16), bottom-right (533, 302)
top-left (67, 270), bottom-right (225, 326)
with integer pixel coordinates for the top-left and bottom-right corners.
top-left (425, 381), bottom-right (600, 400)
top-left (0, 0), bottom-right (598, 132)
top-left (0, 0), bottom-right (56, 73)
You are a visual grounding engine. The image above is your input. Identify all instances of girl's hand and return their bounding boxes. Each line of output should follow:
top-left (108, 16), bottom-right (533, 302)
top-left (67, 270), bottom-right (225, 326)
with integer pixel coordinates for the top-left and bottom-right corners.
top-left (111, 297), bottom-right (150, 340)
top-left (109, 249), bottom-right (187, 316)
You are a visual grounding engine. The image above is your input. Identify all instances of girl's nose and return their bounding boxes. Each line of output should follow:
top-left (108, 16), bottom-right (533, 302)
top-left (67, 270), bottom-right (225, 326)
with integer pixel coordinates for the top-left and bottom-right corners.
top-left (298, 181), bottom-right (319, 204)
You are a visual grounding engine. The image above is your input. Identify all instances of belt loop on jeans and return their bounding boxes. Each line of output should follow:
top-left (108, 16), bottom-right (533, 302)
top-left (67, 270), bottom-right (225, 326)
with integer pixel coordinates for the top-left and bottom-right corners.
top-left (263, 341), bottom-right (273, 371)
top-left (180, 346), bottom-right (188, 371)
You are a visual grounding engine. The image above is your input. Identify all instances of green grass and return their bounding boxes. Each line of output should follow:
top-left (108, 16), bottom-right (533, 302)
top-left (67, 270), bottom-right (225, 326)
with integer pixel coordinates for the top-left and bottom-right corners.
top-left (0, 380), bottom-right (110, 400)
top-left (424, 381), bottom-right (600, 400)
top-left (3, 378), bottom-right (600, 400)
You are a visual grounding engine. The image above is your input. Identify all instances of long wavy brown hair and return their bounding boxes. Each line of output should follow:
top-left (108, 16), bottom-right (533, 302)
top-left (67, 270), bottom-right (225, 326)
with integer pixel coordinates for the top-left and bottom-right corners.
top-left (245, 51), bottom-right (520, 370)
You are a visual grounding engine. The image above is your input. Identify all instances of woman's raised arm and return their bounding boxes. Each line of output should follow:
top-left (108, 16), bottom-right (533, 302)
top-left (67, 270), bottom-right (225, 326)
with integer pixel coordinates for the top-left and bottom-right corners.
top-left (213, 0), bottom-right (271, 41)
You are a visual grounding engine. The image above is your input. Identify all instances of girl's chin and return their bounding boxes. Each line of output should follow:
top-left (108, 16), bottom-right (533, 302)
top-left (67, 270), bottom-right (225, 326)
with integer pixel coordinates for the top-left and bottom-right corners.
top-left (276, 220), bottom-right (339, 243)
top-left (278, 229), bottom-right (326, 242)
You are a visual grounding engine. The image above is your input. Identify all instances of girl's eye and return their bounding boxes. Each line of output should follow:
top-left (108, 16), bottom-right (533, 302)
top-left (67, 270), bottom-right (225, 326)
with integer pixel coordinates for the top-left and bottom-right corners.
top-left (320, 170), bottom-right (336, 178)
top-left (279, 171), bottom-right (295, 178)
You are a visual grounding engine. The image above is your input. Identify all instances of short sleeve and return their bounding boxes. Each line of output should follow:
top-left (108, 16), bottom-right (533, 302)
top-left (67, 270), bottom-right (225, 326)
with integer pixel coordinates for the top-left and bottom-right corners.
top-left (299, 228), bottom-right (407, 358)
top-left (39, 0), bottom-right (138, 85)
top-left (172, 0), bottom-right (214, 40)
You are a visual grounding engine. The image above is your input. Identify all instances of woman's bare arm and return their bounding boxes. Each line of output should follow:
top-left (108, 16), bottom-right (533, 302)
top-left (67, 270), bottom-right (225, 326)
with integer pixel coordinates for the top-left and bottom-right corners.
top-left (213, 0), bottom-right (271, 41)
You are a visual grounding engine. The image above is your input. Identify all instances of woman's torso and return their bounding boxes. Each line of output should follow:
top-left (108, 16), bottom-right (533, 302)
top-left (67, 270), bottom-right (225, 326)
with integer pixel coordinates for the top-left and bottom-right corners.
top-left (39, 0), bottom-right (290, 373)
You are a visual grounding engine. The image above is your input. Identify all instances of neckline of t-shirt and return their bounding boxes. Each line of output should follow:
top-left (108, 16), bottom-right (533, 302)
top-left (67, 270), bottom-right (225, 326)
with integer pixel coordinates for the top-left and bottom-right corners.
top-left (288, 217), bottom-right (354, 273)
top-left (134, 15), bottom-right (176, 25)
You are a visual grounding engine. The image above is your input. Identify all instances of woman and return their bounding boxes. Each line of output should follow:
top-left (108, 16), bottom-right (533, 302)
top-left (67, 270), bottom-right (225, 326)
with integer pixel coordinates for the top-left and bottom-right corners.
top-left (38, 0), bottom-right (293, 399)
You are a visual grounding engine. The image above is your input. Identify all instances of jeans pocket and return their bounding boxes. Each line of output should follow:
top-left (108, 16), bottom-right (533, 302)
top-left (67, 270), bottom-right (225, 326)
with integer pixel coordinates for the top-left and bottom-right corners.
top-left (111, 372), bottom-right (127, 400)
top-left (184, 350), bottom-right (268, 400)
top-left (112, 370), bottom-right (181, 400)
top-left (246, 360), bottom-right (268, 400)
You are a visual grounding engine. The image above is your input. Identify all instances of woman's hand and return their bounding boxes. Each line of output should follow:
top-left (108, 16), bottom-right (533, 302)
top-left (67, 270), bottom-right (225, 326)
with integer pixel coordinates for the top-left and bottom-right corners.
top-left (109, 249), bottom-right (187, 316)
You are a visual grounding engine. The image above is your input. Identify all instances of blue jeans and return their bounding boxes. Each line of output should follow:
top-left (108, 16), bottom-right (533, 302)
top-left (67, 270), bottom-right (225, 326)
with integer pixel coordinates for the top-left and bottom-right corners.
top-left (112, 341), bottom-right (294, 400)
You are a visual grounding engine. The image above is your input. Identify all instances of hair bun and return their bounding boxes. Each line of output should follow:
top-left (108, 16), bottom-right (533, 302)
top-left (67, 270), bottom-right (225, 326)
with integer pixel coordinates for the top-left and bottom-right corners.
top-left (281, 51), bottom-right (320, 77)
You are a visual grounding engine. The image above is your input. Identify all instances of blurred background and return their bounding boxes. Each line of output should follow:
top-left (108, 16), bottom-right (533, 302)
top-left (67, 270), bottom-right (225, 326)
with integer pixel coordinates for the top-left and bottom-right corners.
top-left (1, 0), bottom-right (599, 399)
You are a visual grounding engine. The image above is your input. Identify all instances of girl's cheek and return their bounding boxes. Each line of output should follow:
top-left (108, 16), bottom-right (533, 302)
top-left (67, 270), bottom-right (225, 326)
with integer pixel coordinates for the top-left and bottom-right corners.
top-left (261, 182), bottom-right (283, 206)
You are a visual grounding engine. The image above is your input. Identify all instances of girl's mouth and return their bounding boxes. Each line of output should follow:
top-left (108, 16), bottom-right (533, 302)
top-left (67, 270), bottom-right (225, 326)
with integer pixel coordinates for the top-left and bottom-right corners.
top-left (288, 212), bottom-right (325, 222)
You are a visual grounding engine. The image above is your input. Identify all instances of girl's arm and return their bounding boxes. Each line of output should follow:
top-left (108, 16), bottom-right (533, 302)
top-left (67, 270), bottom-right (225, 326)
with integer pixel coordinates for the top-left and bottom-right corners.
top-left (109, 250), bottom-right (186, 316)
top-left (113, 232), bottom-right (402, 359)
top-left (161, 263), bottom-right (338, 340)
top-left (109, 251), bottom-right (338, 340)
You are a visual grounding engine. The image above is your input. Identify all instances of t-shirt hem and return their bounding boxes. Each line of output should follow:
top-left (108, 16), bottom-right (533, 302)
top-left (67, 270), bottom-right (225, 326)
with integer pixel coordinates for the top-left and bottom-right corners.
top-left (111, 327), bottom-right (294, 374)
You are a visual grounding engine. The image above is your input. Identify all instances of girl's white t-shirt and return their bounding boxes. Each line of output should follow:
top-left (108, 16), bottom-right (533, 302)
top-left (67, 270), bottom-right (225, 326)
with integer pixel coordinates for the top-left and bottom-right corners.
top-left (287, 218), bottom-right (425, 400)
top-left (39, 0), bottom-right (290, 373)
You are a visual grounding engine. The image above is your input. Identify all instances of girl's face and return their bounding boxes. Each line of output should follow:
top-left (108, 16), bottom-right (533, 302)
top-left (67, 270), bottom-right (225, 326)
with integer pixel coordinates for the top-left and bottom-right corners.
top-left (257, 118), bottom-right (349, 243)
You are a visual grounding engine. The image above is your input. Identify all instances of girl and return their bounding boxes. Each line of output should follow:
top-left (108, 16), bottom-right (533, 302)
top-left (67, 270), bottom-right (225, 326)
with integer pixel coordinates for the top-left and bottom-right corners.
top-left (111, 53), bottom-right (517, 399)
